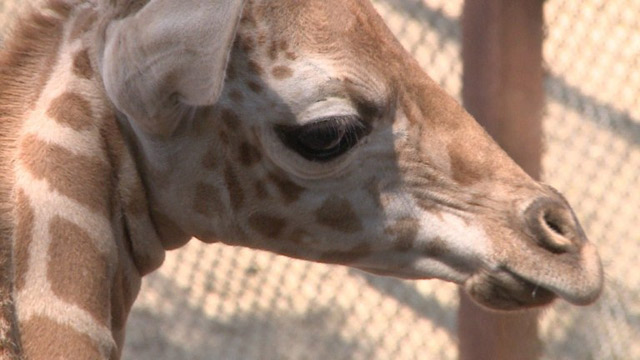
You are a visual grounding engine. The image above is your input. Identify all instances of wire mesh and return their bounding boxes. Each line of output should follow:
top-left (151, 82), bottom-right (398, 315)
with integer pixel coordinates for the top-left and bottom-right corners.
top-left (0, 0), bottom-right (638, 359)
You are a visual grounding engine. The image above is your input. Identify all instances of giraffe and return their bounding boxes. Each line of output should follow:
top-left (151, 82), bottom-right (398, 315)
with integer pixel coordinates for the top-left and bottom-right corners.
top-left (0, 0), bottom-right (603, 359)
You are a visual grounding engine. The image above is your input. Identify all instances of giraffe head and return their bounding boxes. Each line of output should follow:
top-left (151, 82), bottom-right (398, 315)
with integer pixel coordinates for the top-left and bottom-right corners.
top-left (97, 0), bottom-right (602, 310)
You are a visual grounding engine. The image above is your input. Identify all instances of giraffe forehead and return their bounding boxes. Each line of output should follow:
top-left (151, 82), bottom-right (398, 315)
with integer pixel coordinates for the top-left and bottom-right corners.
top-left (234, 7), bottom-right (391, 112)
top-left (261, 58), bottom-right (348, 114)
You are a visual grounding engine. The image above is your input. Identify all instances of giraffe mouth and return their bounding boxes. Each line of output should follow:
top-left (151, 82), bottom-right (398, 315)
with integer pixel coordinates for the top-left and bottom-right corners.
top-left (470, 240), bottom-right (604, 310)
top-left (463, 268), bottom-right (557, 310)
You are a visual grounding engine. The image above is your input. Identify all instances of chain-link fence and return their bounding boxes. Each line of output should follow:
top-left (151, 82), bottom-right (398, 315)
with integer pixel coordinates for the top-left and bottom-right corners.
top-left (540, 1), bottom-right (640, 358)
top-left (1, 0), bottom-right (638, 359)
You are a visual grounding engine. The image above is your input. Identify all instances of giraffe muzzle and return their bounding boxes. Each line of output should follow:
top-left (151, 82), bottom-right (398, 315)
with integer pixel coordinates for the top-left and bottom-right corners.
top-left (463, 187), bottom-right (604, 310)
top-left (516, 190), bottom-right (603, 306)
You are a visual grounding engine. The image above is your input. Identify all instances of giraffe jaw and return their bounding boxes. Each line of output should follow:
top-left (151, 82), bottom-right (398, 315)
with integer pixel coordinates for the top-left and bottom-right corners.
top-left (352, 234), bottom-right (604, 310)
top-left (350, 249), bottom-right (599, 311)
top-left (355, 256), bottom-right (571, 311)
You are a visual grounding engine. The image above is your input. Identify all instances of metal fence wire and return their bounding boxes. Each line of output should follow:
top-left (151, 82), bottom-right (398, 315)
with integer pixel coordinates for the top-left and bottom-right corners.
top-left (0, 0), bottom-right (638, 359)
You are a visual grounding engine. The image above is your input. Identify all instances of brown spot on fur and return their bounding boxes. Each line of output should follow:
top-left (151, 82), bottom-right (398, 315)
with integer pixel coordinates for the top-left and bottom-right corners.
top-left (240, 10), bottom-right (257, 27)
top-left (285, 51), bottom-right (298, 61)
top-left (218, 128), bottom-right (230, 145)
top-left (424, 237), bottom-right (448, 257)
top-left (224, 165), bottom-right (245, 211)
top-left (254, 181), bottom-right (268, 200)
top-left (316, 196), bottom-right (362, 233)
top-left (14, 190), bottom-right (34, 291)
top-left (247, 81), bottom-right (263, 93)
top-left (319, 243), bottom-right (372, 264)
top-left (248, 213), bottom-right (286, 239)
top-left (191, 107), bottom-right (215, 135)
top-left (46, 92), bottom-right (93, 131)
top-left (257, 31), bottom-right (268, 46)
top-left (21, 315), bottom-right (103, 360)
top-left (385, 217), bottom-right (419, 252)
top-left (286, 228), bottom-right (308, 244)
top-left (247, 60), bottom-right (264, 76)
top-left (193, 183), bottom-right (223, 217)
top-left (240, 36), bottom-right (255, 53)
top-left (278, 40), bottom-right (289, 51)
top-left (72, 49), bottom-right (93, 79)
top-left (20, 135), bottom-right (110, 214)
top-left (202, 146), bottom-right (218, 170)
top-left (48, 216), bottom-right (110, 325)
top-left (268, 172), bottom-right (305, 203)
top-left (239, 142), bottom-right (262, 166)
top-left (272, 65), bottom-right (293, 79)
top-left (229, 89), bottom-right (244, 104)
top-left (220, 108), bottom-right (240, 131)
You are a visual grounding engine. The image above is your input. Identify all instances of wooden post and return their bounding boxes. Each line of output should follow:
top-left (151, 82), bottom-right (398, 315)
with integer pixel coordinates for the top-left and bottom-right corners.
top-left (459, 1), bottom-right (545, 359)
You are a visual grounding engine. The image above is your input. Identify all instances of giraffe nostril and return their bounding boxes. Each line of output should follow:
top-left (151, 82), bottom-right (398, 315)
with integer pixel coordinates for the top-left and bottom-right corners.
top-left (524, 196), bottom-right (583, 254)
top-left (542, 210), bottom-right (566, 237)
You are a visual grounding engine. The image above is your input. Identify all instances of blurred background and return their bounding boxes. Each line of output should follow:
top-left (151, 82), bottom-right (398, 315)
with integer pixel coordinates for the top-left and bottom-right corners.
top-left (1, 0), bottom-right (638, 359)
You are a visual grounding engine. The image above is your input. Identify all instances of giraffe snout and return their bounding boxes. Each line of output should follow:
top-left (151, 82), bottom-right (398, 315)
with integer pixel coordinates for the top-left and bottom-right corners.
top-left (464, 189), bottom-right (602, 310)
top-left (523, 192), bottom-right (588, 255)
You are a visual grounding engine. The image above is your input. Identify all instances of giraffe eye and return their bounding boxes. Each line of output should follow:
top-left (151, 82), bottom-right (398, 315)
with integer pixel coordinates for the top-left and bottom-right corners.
top-left (276, 115), bottom-right (371, 162)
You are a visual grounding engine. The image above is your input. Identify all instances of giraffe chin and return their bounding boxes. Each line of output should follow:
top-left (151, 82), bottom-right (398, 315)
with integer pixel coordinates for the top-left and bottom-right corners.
top-left (463, 270), bottom-right (557, 311)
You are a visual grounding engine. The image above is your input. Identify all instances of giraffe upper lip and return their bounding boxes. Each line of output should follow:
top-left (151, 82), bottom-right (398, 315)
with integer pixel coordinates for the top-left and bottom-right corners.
top-left (500, 242), bottom-right (604, 306)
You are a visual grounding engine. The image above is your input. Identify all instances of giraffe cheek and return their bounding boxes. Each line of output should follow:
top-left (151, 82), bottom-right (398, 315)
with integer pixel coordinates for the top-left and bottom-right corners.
top-left (248, 213), bottom-right (287, 239)
top-left (384, 217), bottom-right (420, 252)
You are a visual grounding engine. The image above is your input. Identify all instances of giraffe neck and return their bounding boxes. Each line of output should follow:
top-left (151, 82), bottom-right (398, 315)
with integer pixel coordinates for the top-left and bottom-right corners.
top-left (0, 2), bottom-right (167, 358)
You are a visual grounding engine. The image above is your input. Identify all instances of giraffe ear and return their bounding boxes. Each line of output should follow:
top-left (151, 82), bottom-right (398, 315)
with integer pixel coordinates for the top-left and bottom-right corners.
top-left (100, 0), bottom-right (247, 137)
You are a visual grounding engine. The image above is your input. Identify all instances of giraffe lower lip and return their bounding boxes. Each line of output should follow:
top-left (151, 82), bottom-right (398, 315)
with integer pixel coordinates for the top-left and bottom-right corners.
top-left (464, 269), bottom-right (556, 310)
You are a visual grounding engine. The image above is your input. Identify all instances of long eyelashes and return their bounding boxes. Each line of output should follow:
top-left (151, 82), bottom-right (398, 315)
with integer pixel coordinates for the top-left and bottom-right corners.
top-left (275, 115), bottom-right (371, 162)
